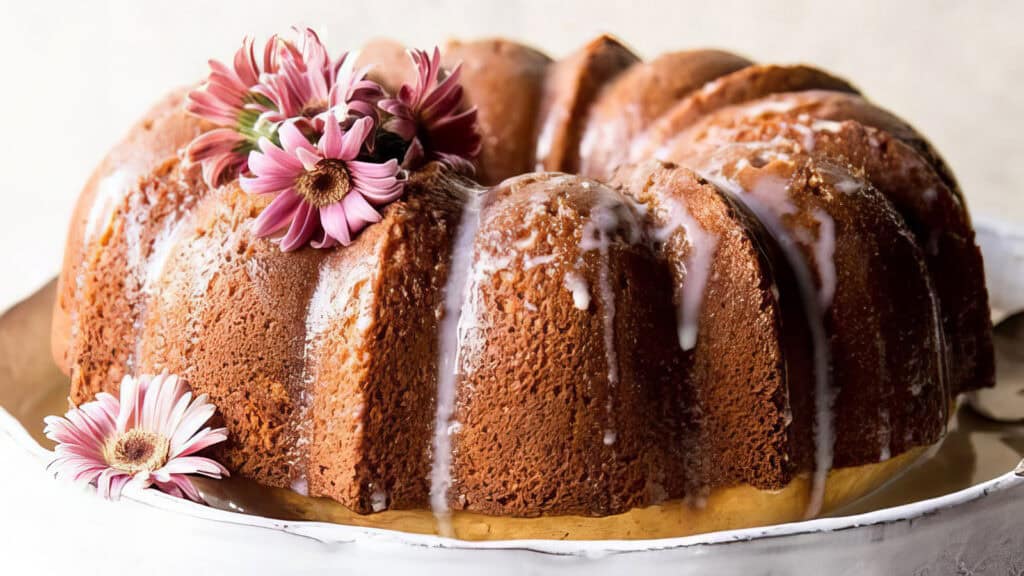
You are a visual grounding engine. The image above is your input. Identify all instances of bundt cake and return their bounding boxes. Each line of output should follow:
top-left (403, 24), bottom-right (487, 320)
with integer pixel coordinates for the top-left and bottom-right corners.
top-left (50, 31), bottom-right (993, 540)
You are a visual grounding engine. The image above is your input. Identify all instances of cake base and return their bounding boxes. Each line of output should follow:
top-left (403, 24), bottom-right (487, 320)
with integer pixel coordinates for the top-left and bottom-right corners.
top-left (190, 447), bottom-right (924, 540)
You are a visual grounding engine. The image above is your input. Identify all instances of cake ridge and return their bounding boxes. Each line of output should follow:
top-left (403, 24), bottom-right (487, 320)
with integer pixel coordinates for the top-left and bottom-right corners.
top-left (692, 160), bottom-right (835, 517)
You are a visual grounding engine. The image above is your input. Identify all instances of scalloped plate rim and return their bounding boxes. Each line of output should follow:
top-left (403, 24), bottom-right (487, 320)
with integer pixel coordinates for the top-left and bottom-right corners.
top-left (4, 403), bottom-right (1022, 556)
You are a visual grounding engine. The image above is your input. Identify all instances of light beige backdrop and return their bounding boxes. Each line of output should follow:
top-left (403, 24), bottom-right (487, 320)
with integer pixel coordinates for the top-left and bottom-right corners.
top-left (0, 0), bottom-right (1020, 306)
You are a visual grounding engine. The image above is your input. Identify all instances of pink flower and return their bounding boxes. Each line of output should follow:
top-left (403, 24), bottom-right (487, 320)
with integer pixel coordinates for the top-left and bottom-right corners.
top-left (186, 35), bottom-right (283, 187)
top-left (43, 372), bottom-right (229, 502)
top-left (185, 28), bottom-right (388, 189)
top-left (379, 47), bottom-right (481, 170)
top-left (183, 129), bottom-right (253, 190)
top-left (255, 29), bottom-right (383, 129)
top-left (320, 58), bottom-right (387, 129)
top-left (241, 117), bottom-right (405, 251)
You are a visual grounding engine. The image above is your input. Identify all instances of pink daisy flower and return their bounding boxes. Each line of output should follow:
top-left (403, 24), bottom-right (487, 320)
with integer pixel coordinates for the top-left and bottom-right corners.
top-left (255, 29), bottom-right (383, 129)
top-left (43, 372), bottom-right (229, 502)
top-left (241, 117), bottom-right (405, 251)
top-left (379, 47), bottom-right (481, 171)
top-left (186, 35), bottom-right (284, 187)
top-left (319, 58), bottom-right (387, 129)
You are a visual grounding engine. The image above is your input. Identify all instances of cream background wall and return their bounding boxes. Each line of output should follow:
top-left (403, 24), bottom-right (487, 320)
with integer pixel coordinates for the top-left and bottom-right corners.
top-left (0, 0), bottom-right (1021, 307)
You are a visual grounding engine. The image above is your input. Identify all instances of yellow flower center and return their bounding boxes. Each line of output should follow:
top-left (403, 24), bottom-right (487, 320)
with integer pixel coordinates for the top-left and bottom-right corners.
top-left (296, 159), bottom-right (351, 207)
top-left (104, 429), bottom-right (170, 475)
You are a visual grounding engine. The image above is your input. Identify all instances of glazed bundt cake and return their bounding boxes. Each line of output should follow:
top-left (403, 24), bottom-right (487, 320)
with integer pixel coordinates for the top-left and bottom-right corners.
top-left (51, 32), bottom-right (993, 540)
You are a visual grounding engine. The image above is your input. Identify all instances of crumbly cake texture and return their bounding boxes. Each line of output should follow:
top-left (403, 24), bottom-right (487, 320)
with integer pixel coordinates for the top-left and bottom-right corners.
top-left (52, 32), bottom-right (992, 529)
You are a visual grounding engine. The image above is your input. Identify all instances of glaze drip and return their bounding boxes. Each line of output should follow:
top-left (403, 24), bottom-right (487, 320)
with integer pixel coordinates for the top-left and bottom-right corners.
top-left (651, 197), bottom-right (720, 350)
top-left (697, 165), bottom-right (835, 518)
top-left (430, 183), bottom-right (485, 537)
top-left (579, 195), bottom-right (644, 436)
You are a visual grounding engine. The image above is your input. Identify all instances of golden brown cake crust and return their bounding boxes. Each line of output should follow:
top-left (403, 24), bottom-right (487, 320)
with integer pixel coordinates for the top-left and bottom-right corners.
top-left (666, 117), bottom-right (949, 465)
top-left (52, 88), bottom-right (204, 377)
top-left (577, 49), bottom-right (752, 180)
top-left (633, 64), bottom-right (860, 160)
top-left (305, 168), bottom-right (468, 512)
top-left (534, 35), bottom-right (639, 174)
top-left (443, 39), bottom-right (552, 185)
top-left (52, 35), bottom-right (993, 531)
top-left (657, 99), bottom-right (992, 395)
top-left (612, 162), bottom-right (813, 490)
top-left (356, 38), bottom-right (416, 94)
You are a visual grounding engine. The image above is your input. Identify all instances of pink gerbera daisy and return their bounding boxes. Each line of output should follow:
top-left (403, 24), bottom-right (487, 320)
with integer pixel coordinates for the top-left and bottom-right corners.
top-left (379, 47), bottom-right (481, 170)
top-left (241, 116), bottom-right (405, 251)
top-left (255, 29), bottom-right (383, 129)
top-left (186, 35), bottom-right (284, 187)
top-left (43, 372), bottom-right (229, 502)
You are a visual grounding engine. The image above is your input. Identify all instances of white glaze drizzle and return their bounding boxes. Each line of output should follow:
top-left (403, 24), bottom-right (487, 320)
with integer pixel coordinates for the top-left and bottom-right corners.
top-left (817, 162), bottom-right (865, 195)
top-left (69, 168), bottom-right (135, 381)
top-left (524, 253), bottom-right (557, 270)
top-left (563, 271), bottom-right (591, 310)
top-left (811, 119), bottom-right (844, 134)
top-left (740, 98), bottom-right (799, 119)
top-left (696, 162), bottom-right (835, 519)
top-left (370, 486), bottom-right (388, 512)
top-left (789, 122), bottom-right (816, 152)
top-left (534, 103), bottom-right (568, 172)
top-left (917, 245), bottom-right (951, 427)
top-left (124, 167), bottom-right (204, 375)
top-left (131, 211), bottom-right (195, 374)
top-left (290, 477), bottom-right (309, 497)
top-left (430, 185), bottom-right (484, 537)
top-left (735, 154), bottom-right (838, 311)
top-left (84, 170), bottom-right (131, 243)
top-left (878, 407), bottom-right (892, 462)
top-left (651, 197), bottom-right (720, 350)
top-left (809, 209), bottom-right (836, 309)
top-left (603, 429), bottom-right (618, 446)
top-left (120, 196), bottom-right (147, 374)
top-left (578, 195), bottom-right (644, 443)
top-left (456, 247), bottom-right (509, 377)
top-left (583, 204), bottom-right (620, 423)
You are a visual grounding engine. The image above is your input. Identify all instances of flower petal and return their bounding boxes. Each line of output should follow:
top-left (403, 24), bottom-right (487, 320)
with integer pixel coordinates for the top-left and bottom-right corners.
top-left (252, 189), bottom-right (303, 237)
top-left (168, 397), bottom-right (217, 451)
top-left (248, 147), bottom-right (301, 179)
top-left (319, 115), bottom-right (344, 159)
top-left (240, 165), bottom-right (299, 195)
top-left (343, 191), bottom-right (383, 226)
top-left (319, 202), bottom-right (352, 246)
top-left (156, 475), bottom-right (203, 502)
top-left (278, 122), bottom-right (317, 157)
top-left (171, 427), bottom-right (228, 459)
top-left (161, 455), bottom-right (230, 477)
top-left (280, 202), bottom-right (319, 251)
top-left (347, 158), bottom-right (400, 179)
top-left (339, 117), bottom-right (373, 161)
top-left (295, 148), bottom-right (322, 172)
